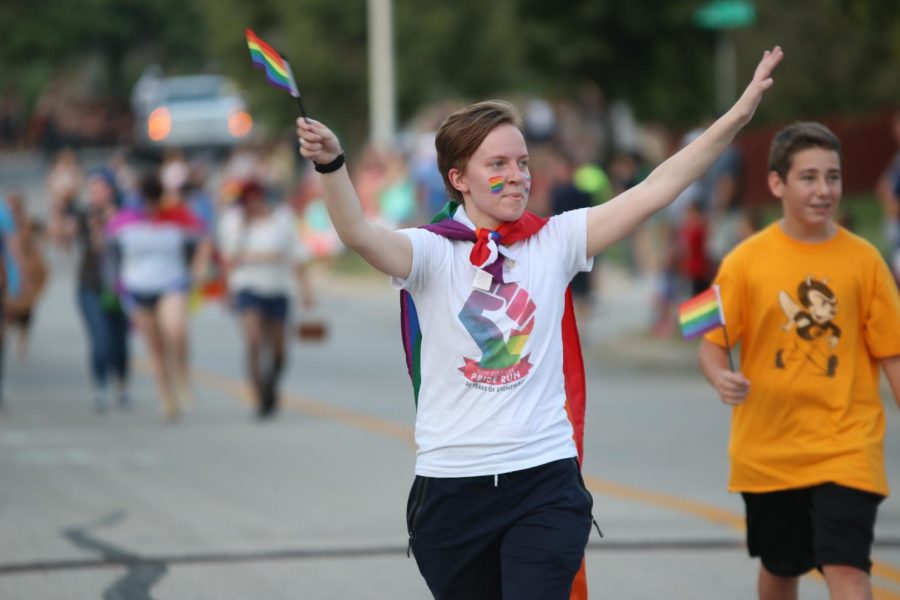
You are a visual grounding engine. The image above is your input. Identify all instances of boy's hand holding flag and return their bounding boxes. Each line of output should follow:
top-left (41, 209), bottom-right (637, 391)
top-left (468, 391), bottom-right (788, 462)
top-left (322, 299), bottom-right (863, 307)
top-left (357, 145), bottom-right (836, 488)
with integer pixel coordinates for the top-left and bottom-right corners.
top-left (683, 285), bottom-right (750, 405)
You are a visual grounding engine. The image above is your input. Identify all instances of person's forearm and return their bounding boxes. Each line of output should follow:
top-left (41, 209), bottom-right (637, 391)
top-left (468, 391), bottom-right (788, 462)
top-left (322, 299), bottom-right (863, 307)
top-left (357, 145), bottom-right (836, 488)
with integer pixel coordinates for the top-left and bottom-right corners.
top-left (319, 167), bottom-right (376, 251)
top-left (190, 239), bottom-right (212, 284)
top-left (698, 339), bottom-right (731, 386)
top-left (641, 110), bottom-right (745, 210)
top-left (624, 48), bottom-right (781, 218)
top-left (881, 355), bottom-right (900, 410)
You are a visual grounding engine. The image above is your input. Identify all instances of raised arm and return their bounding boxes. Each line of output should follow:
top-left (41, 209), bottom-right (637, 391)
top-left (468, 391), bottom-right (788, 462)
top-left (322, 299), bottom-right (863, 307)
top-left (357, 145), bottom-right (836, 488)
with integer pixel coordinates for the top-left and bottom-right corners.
top-left (296, 120), bottom-right (412, 279)
top-left (586, 46), bottom-right (784, 257)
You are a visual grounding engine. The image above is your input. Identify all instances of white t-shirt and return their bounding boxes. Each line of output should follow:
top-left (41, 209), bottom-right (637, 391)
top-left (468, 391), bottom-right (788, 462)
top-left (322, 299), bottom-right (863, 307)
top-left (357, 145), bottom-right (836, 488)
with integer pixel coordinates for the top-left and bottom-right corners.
top-left (218, 206), bottom-right (309, 296)
top-left (107, 207), bottom-right (201, 295)
top-left (393, 208), bottom-right (591, 477)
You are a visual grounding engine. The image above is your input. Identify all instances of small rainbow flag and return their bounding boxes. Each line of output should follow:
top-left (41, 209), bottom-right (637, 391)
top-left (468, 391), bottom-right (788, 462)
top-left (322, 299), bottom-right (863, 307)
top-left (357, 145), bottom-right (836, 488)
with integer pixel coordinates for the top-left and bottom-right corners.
top-left (246, 28), bottom-right (300, 97)
top-left (679, 285), bottom-right (725, 339)
top-left (489, 176), bottom-right (505, 194)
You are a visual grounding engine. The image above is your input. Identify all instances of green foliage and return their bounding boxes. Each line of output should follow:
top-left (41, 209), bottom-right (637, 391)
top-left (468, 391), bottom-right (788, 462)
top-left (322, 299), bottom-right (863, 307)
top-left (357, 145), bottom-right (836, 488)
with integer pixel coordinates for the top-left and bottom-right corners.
top-left (0, 0), bottom-right (207, 106)
top-left (194, 0), bottom-right (369, 146)
top-left (518, 0), bottom-right (715, 125)
top-left (1, 0), bottom-right (898, 143)
top-left (735, 0), bottom-right (900, 124)
top-left (395, 0), bottom-right (523, 108)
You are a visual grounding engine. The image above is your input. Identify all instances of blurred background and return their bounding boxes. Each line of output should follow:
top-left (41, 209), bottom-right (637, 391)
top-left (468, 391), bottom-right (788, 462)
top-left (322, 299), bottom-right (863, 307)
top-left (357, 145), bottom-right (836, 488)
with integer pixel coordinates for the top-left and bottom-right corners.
top-left (3, 0), bottom-right (898, 332)
top-left (1, 0), bottom-right (899, 256)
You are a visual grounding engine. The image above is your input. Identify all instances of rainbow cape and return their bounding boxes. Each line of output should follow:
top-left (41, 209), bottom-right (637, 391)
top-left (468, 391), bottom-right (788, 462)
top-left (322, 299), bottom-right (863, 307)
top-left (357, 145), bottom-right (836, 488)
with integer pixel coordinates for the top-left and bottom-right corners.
top-left (678, 285), bottom-right (725, 339)
top-left (245, 28), bottom-right (300, 97)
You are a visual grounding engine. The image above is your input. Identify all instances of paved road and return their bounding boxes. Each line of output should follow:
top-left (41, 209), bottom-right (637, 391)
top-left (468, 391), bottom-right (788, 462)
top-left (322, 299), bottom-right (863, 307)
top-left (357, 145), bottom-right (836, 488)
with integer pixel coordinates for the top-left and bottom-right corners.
top-left (2, 217), bottom-right (900, 597)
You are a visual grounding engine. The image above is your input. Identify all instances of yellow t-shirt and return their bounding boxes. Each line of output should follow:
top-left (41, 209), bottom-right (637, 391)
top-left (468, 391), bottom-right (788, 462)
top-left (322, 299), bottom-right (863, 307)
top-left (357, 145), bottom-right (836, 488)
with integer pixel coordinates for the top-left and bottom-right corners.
top-left (705, 223), bottom-right (900, 495)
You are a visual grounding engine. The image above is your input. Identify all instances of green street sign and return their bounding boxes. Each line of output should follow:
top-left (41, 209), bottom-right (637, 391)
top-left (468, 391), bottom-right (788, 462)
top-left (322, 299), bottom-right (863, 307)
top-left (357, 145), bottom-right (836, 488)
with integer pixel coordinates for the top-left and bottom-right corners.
top-left (695, 0), bottom-right (756, 29)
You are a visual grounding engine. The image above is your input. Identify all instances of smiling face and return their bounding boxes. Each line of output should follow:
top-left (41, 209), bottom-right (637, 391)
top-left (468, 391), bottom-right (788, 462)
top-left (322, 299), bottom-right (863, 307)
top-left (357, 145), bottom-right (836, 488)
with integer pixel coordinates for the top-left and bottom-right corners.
top-left (768, 146), bottom-right (842, 240)
top-left (448, 123), bottom-right (531, 229)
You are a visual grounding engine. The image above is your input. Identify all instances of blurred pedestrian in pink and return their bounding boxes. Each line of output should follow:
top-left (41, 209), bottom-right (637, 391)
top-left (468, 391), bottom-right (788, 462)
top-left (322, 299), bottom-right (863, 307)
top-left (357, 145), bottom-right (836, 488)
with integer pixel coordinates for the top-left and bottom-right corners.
top-left (107, 171), bottom-right (210, 421)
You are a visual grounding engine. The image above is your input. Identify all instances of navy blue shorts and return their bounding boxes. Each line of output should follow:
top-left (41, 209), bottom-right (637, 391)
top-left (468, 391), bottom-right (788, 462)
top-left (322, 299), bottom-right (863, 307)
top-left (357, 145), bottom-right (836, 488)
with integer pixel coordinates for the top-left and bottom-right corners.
top-left (742, 482), bottom-right (883, 576)
top-left (407, 457), bottom-right (594, 600)
top-left (130, 291), bottom-right (163, 310)
top-left (129, 286), bottom-right (187, 311)
top-left (233, 290), bottom-right (288, 322)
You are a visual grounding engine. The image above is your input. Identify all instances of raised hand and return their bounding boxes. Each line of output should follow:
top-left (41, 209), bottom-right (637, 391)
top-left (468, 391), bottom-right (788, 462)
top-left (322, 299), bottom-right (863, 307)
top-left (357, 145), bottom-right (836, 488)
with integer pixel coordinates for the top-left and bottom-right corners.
top-left (296, 118), bottom-right (343, 165)
top-left (732, 46), bottom-right (784, 125)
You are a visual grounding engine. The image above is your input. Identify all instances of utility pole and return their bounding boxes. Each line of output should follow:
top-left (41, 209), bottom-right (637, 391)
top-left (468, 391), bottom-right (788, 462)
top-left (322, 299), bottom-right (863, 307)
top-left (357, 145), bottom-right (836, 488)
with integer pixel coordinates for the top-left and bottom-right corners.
top-left (367, 0), bottom-right (396, 145)
top-left (695, 0), bottom-right (756, 113)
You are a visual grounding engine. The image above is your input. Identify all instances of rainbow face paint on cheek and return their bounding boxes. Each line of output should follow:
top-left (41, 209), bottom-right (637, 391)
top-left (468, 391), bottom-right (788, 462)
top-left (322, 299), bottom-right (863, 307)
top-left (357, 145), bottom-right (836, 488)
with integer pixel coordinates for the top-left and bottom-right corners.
top-left (523, 175), bottom-right (532, 195)
top-left (488, 176), bottom-right (505, 194)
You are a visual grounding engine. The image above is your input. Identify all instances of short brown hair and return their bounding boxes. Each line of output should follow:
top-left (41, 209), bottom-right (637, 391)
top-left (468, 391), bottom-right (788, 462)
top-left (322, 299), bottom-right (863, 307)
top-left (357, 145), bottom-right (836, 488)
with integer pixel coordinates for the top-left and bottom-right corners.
top-left (139, 170), bottom-right (164, 205)
top-left (435, 100), bottom-right (523, 202)
top-left (768, 122), bottom-right (841, 179)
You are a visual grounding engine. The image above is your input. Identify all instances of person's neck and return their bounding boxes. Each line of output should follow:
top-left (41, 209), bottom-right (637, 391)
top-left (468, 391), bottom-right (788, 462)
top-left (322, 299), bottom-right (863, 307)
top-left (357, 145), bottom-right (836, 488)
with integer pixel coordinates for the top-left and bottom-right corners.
top-left (778, 218), bottom-right (838, 243)
top-left (461, 203), bottom-right (505, 231)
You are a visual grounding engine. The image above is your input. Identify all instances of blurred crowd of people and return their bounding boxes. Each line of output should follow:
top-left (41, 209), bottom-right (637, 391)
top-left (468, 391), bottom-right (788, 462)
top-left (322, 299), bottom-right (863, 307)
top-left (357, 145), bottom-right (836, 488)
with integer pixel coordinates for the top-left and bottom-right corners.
top-left (1, 100), bottom-right (898, 418)
top-left (877, 112), bottom-right (900, 285)
top-left (0, 139), bottom-right (317, 421)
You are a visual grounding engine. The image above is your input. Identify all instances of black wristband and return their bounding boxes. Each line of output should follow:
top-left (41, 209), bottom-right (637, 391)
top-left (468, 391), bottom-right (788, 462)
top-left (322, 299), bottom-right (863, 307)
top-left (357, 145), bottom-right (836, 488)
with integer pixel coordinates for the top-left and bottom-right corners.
top-left (313, 152), bottom-right (346, 174)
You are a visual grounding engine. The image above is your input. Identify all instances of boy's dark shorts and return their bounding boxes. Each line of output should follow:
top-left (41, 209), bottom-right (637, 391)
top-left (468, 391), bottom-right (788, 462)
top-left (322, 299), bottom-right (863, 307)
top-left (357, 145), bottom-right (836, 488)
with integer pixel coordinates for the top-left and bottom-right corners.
top-left (742, 482), bottom-right (884, 577)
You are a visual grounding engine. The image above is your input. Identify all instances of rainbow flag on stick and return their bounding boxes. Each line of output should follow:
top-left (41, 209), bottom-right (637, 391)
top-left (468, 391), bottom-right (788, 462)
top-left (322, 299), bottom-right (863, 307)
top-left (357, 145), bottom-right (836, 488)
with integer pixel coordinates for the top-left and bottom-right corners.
top-left (678, 284), bottom-right (734, 370)
top-left (245, 28), bottom-right (308, 118)
top-left (679, 285), bottom-right (724, 339)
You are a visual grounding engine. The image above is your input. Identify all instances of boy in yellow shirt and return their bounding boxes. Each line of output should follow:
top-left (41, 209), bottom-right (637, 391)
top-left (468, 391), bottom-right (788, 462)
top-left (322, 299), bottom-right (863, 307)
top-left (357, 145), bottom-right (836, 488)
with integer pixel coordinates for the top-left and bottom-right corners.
top-left (699, 122), bottom-right (900, 599)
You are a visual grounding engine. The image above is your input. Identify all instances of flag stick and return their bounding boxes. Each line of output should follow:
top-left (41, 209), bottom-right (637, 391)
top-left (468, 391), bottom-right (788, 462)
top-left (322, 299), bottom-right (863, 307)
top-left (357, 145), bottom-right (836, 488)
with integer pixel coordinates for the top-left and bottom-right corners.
top-left (721, 324), bottom-right (736, 372)
top-left (279, 53), bottom-right (310, 124)
top-left (294, 95), bottom-right (310, 123)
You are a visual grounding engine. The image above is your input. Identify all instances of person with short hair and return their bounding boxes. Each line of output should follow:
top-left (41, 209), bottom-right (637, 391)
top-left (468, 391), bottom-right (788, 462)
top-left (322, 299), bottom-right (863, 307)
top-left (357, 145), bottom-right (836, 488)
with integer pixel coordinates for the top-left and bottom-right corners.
top-left (299, 48), bottom-right (783, 599)
top-left (699, 121), bottom-right (900, 600)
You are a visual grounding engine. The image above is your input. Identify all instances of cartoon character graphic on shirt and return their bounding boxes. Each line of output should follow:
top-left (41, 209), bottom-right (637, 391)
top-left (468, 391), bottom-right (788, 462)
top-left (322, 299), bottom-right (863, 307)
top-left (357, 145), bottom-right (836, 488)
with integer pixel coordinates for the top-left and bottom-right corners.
top-left (775, 276), bottom-right (841, 377)
top-left (458, 279), bottom-right (535, 387)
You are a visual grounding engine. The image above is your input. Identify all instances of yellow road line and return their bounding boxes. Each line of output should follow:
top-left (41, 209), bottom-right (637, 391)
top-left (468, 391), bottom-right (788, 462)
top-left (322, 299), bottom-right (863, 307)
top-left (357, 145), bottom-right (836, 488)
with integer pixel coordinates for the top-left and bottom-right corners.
top-left (188, 365), bottom-right (900, 594)
top-left (582, 476), bottom-right (745, 530)
top-left (191, 368), bottom-right (415, 445)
